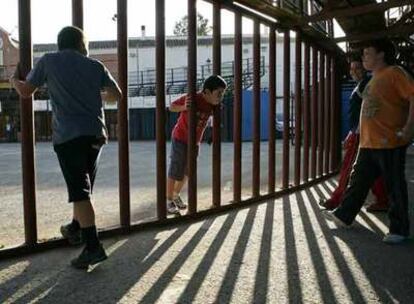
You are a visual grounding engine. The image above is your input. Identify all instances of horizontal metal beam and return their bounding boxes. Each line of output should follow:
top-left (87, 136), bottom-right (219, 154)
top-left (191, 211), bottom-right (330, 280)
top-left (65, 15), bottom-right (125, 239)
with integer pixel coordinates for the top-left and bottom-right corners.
top-left (305, 0), bottom-right (413, 23)
top-left (334, 23), bottom-right (414, 43)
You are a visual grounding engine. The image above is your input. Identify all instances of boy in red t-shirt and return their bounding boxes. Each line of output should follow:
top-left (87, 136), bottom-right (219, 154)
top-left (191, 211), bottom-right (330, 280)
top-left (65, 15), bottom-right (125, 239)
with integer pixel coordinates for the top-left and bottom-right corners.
top-left (167, 75), bottom-right (227, 214)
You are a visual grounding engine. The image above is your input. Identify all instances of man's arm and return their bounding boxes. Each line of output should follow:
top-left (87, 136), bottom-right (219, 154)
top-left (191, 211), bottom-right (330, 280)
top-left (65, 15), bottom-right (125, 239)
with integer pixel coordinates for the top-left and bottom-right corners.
top-left (10, 76), bottom-right (38, 98)
top-left (401, 95), bottom-right (414, 141)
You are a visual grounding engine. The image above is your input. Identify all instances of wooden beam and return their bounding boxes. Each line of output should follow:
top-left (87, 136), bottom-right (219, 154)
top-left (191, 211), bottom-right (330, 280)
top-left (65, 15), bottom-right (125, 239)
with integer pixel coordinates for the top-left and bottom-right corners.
top-left (334, 24), bottom-right (414, 43)
top-left (305, 0), bottom-right (413, 23)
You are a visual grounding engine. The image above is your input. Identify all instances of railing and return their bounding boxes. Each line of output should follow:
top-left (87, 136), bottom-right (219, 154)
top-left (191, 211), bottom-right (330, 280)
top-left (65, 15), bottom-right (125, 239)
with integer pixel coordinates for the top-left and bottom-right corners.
top-left (127, 57), bottom-right (266, 97)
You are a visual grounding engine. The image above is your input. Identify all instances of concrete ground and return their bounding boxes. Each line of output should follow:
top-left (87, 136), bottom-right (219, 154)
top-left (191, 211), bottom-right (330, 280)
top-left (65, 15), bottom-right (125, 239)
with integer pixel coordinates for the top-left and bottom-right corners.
top-left (1, 142), bottom-right (414, 303)
top-left (0, 141), bottom-right (295, 247)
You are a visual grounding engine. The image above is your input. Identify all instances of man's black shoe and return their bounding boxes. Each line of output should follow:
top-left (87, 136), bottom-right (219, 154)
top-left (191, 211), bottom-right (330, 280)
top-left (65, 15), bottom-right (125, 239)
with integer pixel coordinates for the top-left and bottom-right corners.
top-left (71, 244), bottom-right (107, 269)
top-left (60, 223), bottom-right (83, 245)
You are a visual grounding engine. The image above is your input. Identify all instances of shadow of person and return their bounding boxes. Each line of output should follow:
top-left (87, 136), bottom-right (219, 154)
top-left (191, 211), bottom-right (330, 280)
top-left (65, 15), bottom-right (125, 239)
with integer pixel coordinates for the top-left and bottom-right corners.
top-left (305, 187), bottom-right (414, 304)
top-left (0, 224), bottom-right (189, 303)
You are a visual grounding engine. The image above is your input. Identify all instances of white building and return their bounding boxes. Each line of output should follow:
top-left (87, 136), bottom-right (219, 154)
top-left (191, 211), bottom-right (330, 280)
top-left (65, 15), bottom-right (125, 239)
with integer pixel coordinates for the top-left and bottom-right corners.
top-left (32, 34), bottom-right (301, 111)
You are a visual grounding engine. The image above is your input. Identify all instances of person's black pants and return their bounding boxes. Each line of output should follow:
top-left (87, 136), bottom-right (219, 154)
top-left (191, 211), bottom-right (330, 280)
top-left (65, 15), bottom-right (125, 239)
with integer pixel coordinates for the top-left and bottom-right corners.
top-left (334, 146), bottom-right (409, 236)
top-left (54, 136), bottom-right (103, 203)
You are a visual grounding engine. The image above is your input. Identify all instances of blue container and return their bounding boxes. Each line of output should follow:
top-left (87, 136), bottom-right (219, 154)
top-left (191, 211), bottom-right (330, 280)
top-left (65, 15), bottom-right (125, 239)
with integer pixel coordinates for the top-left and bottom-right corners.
top-left (241, 90), bottom-right (270, 141)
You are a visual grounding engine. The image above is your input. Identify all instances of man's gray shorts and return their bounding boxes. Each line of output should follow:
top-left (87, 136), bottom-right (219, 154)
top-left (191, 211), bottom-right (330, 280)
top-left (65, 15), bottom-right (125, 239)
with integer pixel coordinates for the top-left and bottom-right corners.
top-left (168, 138), bottom-right (188, 181)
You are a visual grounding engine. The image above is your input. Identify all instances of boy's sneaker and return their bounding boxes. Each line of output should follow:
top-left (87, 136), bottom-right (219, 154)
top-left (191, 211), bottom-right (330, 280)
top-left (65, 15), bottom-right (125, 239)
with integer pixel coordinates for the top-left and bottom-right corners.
top-left (382, 233), bottom-right (407, 245)
top-left (323, 210), bottom-right (352, 228)
top-left (71, 244), bottom-right (108, 269)
top-left (60, 223), bottom-right (83, 245)
top-left (167, 201), bottom-right (180, 215)
top-left (173, 196), bottom-right (187, 209)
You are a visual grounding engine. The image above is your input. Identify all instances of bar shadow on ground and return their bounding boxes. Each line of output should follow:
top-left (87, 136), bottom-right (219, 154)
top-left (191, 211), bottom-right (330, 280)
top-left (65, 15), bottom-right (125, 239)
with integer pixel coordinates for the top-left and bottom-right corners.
top-left (1, 183), bottom-right (414, 303)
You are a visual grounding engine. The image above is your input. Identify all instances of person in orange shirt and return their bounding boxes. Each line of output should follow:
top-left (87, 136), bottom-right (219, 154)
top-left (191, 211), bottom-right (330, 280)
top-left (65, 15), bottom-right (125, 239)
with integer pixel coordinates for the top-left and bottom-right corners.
top-left (319, 58), bottom-right (389, 211)
top-left (324, 39), bottom-right (414, 244)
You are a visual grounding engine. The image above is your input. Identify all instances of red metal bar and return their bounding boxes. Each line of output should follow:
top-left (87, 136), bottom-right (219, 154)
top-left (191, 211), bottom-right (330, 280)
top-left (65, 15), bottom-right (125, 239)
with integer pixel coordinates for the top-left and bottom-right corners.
top-left (117, 0), bottom-right (130, 227)
top-left (212, 0), bottom-right (221, 207)
top-left (302, 41), bottom-right (310, 182)
top-left (317, 50), bottom-right (325, 177)
top-left (233, 11), bottom-right (242, 203)
top-left (18, 0), bottom-right (37, 246)
top-left (187, 0), bottom-right (197, 214)
top-left (282, 29), bottom-right (290, 189)
top-left (310, 46), bottom-right (318, 179)
top-left (268, 25), bottom-right (276, 193)
top-left (324, 54), bottom-right (331, 173)
top-left (72, 0), bottom-right (83, 29)
top-left (252, 20), bottom-right (261, 198)
top-left (294, 31), bottom-right (302, 186)
top-left (331, 57), bottom-right (340, 170)
top-left (330, 57), bottom-right (336, 172)
top-left (156, 0), bottom-right (167, 220)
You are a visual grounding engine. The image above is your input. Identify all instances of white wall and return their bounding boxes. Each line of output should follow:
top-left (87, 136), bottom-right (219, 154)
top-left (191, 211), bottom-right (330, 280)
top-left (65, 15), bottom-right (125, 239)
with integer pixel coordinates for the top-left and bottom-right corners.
top-left (33, 35), bottom-right (311, 112)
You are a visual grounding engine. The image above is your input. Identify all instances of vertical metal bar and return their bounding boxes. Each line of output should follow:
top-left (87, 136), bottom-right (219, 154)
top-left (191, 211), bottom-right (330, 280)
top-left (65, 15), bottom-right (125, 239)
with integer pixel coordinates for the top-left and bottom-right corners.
top-left (317, 50), bottom-right (325, 177)
top-left (268, 25), bottom-right (276, 193)
top-left (282, 29), bottom-right (290, 189)
top-left (303, 41), bottom-right (310, 182)
top-left (330, 56), bottom-right (336, 172)
top-left (19, 0), bottom-right (37, 246)
top-left (156, 0), bottom-right (166, 220)
top-left (310, 46), bottom-right (318, 180)
top-left (324, 54), bottom-right (331, 173)
top-left (331, 57), bottom-right (340, 170)
top-left (72, 0), bottom-right (83, 29)
top-left (252, 20), bottom-right (260, 198)
top-left (294, 31), bottom-right (302, 186)
top-left (117, 0), bottom-right (130, 227)
top-left (328, 20), bottom-right (334, 38)
top-left (233, 11), bottom-right (242, 203)
top-left (212, 0), bottom-right (221, 207)
top-left (187, 0), bottom-right (197, 214)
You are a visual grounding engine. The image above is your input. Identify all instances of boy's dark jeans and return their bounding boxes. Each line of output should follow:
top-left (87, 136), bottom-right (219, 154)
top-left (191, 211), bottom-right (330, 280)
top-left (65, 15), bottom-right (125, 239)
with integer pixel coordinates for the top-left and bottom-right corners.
top-left (334, 146), bottom-right (409, 236)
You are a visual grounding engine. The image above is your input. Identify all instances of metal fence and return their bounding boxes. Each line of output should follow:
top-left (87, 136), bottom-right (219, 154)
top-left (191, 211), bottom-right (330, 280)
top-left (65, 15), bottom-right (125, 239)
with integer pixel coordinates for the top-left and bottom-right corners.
top-left (0, 0), bottom-right (342, 259)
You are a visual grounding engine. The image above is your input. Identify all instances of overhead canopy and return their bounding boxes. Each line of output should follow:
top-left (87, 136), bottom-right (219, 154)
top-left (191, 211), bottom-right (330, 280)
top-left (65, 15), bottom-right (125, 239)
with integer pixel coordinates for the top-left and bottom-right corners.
top-left (229, 0), bottom-right (413, 64)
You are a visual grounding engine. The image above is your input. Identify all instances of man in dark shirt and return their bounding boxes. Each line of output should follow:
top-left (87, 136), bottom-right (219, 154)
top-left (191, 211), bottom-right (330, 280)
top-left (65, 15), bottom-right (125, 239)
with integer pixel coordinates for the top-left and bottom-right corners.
top-left (320, 59), bottom-right (388, 211)
top-left (11, 26), bottom-right (121, 269)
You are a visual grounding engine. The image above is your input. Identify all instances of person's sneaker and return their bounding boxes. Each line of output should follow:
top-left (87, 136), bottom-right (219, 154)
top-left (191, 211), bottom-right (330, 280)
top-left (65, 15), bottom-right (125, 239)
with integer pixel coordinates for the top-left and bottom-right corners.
top-left (382, 233), bottom-right (407, 244)
top-left (71, 244), bottom-right (108, 269)
top-left (319, 199), bottom-right (337, 210)
top-left (167, 201), bottom-right (180, 215)
top-left (323, 210), bottom-right (352, 228)
top-left (173, 196), bottom-right (187, 209)
top-left (366, 202), bottom-right (388, 213)
top-left (60, 223), bottom-right (83, 245)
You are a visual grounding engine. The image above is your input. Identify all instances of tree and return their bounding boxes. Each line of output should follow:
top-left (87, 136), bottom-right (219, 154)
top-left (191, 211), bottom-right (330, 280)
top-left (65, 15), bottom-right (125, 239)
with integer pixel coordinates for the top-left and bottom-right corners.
top-left (173, 13), bottom-right (212, 36)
